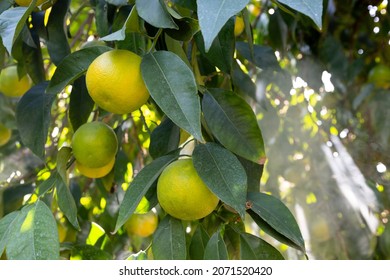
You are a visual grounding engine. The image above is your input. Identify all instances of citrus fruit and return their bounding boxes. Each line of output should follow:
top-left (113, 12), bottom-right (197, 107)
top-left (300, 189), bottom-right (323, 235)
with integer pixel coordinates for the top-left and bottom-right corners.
top-left (0, 124), bottom-right (12, 147)
top-left (234, 16), bottom-right (245, 37)
top-left (368, 64), bottom-right (390, 89)
top-left (57, 223), bottom-right (67, 243)
top-left (71, 121), bottom-right (118, 168)
top-left (76, 157), bottom-right (115, 178)
top-left (124, 210), bottom-right (158, 237)
top-left (86, 49), bottom-right (150, 114)
top-left (157, 158), bottom-right (219, 221)
top-left (0, 66), bottom-right (32, 97)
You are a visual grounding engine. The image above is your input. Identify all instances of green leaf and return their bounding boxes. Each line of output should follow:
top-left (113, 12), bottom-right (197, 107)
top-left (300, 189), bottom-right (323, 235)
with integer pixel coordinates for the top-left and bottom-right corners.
top-left (70, 244), bottom-right (112, 260)
top-left (0, 1), bottom-right (12, 14)
top-left (240, 232), bottom-right (284, 260)
top-left (0, 5), bottom-right (36, 55)
top-left (115, 154), bottom-right (177, 232)
top-left (34, 175), bottom-right (57, 198)
top-left (46, 46), bottom-right (112, 95)
top-left (277, 0), bottom-right (323, 29)
top-left (247, 192), bottom-right (305, 252)
top-left (106, 0), bottom-right (128, 5)
top-left (141, 51), bottom-right (203, 141)
top-left (1, 184), bottom-right (34, 216)
top-left (197, 0), bottom-right (249, 52)
top-left (193, 143), bottom-right (247, 218)
top-left (16, 82), bottom-right (56, 160)
top-left (149, 118), bottom-right (180, 159)
top-left (55, 173), bottom-right (80, 230)
top-left (196, 18), bottom-right (235, 73)
top-left (232, 61), bottom-right (256, 99)
top-left (136, 0), bottom-right (178, 29)
top-left (152, 215), bottom-right (186, 260)
top-left (94, 0), bottom-right (110, 37)
top-left (202, 89), bottom-right (265, 163)
top-left (22, 29), bottom-right (46, 84)
top-left (165, 17), bottom-right (199, 41)
top-left (56, 146), bottom-right (72, 185)
top-left (100, 5), bottom-right (140, 41)
top-left (236, 42), bottom-right (281, 71)
top-left (204, 229), bottom-right (229, 260)
top-left (69, 76), bottom-right (94, 131)
top-left (189, 225), bottom-right (210, 260)
top-left (46, 0), bottom-right (71, 65)
top-left (6, 201), bottom-right (60, 260)
top-left (0, 211), bottom-right (19, 256)
top-left (237, 156), bottom-right (263, 192)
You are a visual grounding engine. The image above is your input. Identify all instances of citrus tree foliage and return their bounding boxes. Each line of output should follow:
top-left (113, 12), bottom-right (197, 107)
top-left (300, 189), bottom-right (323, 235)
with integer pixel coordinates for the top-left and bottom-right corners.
top-left (0, 0), bottom-right (389, 260)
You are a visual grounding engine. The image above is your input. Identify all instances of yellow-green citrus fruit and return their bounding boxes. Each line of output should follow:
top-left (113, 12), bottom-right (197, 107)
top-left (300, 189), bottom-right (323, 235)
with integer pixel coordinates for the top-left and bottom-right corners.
top-left (124, 211), bottom-right (158, 237)
top-left (0, 124), bottom-right (12, 147)
top-left (368, 64), bottom-right (390, 89)
top-left (0, 66), bottom-right (32, 97)
top-left (86, 49), bottom-right (150, 114)
top-left (57, 223), bottom-right (67, 243)
top-left (157, 158), bottom-right (219, 220)
top-left (71, 122), bottom-right (118, 168)
top-left (76, 157), bottom-right (115, 179)
top-left (234, 16), bottom-right (245, 37)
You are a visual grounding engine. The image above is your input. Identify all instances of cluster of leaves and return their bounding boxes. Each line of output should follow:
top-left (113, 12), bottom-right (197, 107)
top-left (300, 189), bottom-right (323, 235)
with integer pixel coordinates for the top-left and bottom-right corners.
top-left (3, 0), bottom-right (387, 261)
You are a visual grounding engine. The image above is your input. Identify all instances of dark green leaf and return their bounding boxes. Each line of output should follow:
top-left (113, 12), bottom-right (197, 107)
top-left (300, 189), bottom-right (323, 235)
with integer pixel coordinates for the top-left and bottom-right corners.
top-left (232, 61), bottom-right (256, 99)
top-left (240, 232), bottom-right (284, 260)
top-left (46, 46), bottom-right (112, 95)
top-left (0, 211), bottom-right (19, 256)
top-left (152, 215), bottom-right (186, 260)
top-left (202, 89), bottom-right (265, 163)
top-left (1, 184), bottom-right (34, 216)
top-left (236, 42), bottom-right (281, 71)
top-left (136, 0), bottom-right (178, 29)
top-left (55, 173), bottom-right (80, 230)
top-left (69, 76), bottom-right (94, 131)
top-left (94, 0), bottom-right (110, 37)
top-left (277, 0), bottom-right (323, 29)
top-left (22, 22), bottom-right (46, 84)
top-left (197, 0), bottom-right (249, 52)
top-left (247, 192), bottom-right (305, 252)
top-left (56, 146), bottom-right (72, 184)
top-left (115, 154), bottom-right (177, 232)
top-left (6, 201), bottom-right (60, 260)
top-left (141, 51), bottom-right (203, 141)
top-left (0, 6), bottom-right (35, 55)
top-left (46, 0), bottom-right (71, 65)
top-left (71, 244), bottom-right (112, 260)
top-left (237, 156), bottom-right (263, 192)
top-left (165, 17), bottom-right (199, 41)
top-left (204, 229), bottom-right (229, 260)
top-left (193, 143), bottom-right (247, 218)
top-left (106, 0), bottom-right (128, 5)
top-left (0, 0), bottom-right (12, 14)
top-left (16, 82), bottom-right (55, 160)
top-left (171, 0), bottom-right (197, 11)
top-left (196, 18), bottom-right (234, 73)
top-left (189, 225), bottom-right (210, 260)
top-left (149, 118), bottom-right (180, 159)
top-left (34, 175), bottom-right (57, 198)
top-left (100, 6), bottom-right (140, 41)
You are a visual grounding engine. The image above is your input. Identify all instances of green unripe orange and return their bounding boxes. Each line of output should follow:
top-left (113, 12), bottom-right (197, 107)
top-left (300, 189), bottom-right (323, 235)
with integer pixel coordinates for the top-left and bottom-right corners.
top-left (71, 122), bottom-right (118, 168)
